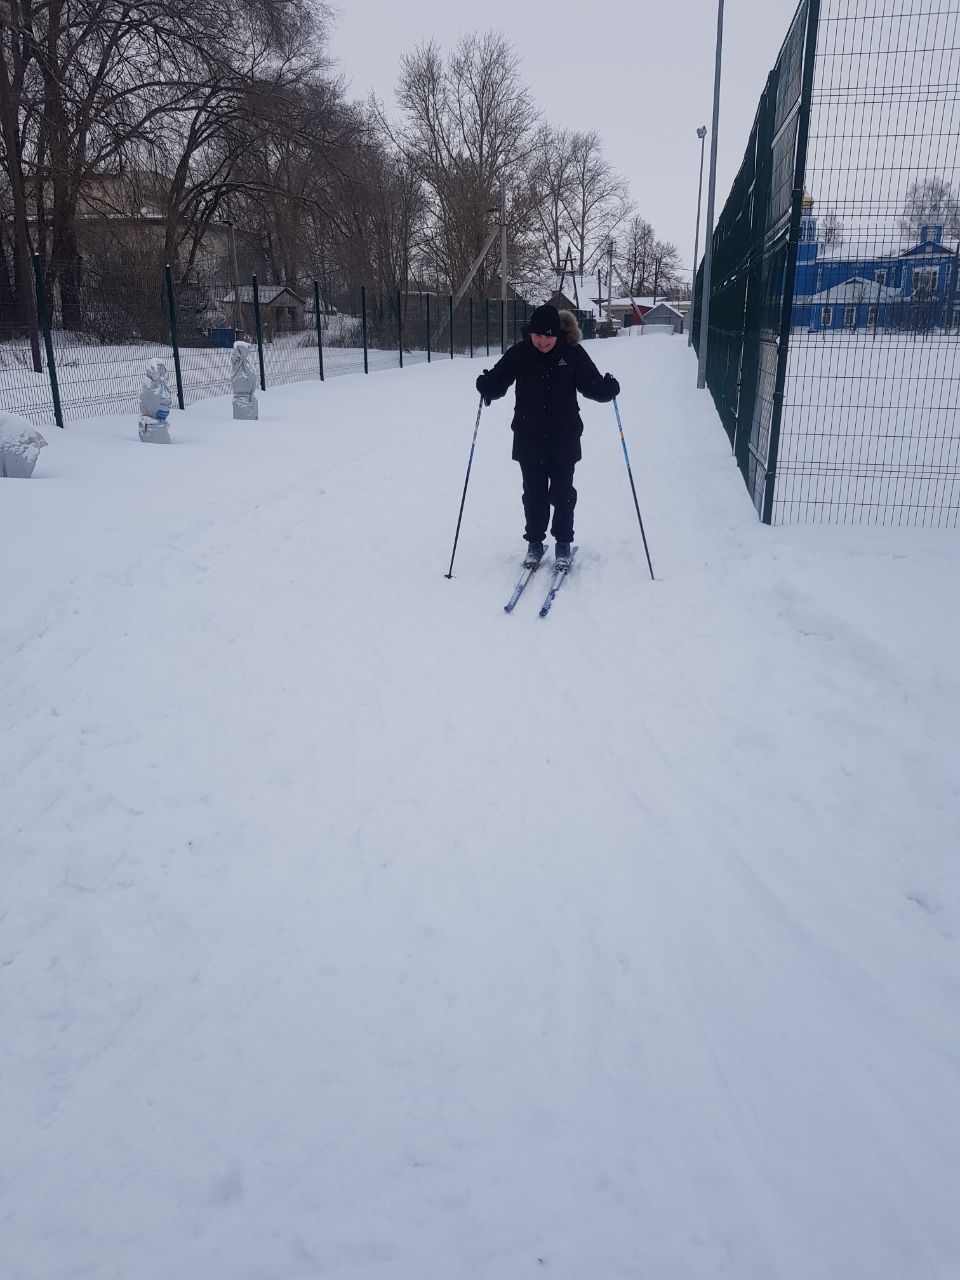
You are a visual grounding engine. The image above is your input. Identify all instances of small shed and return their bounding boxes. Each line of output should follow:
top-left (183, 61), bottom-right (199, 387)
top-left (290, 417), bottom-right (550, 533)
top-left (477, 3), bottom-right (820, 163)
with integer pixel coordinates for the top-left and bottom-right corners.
top-left (221, 285), bottom-right (306, 339)
top-left (641, 302), bottom-right (684, 335)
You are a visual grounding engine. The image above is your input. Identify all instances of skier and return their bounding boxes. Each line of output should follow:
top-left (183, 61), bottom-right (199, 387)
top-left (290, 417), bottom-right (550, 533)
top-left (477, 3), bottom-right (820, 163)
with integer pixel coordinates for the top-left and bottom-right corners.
top-left (475, 303), bottom-right (620, 569)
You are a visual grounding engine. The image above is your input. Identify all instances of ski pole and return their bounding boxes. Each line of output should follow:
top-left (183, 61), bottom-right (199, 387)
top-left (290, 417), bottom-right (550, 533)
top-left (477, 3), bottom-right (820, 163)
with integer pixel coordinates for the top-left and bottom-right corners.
top-left (445, 396), bottom-right (484, 578)
top-left (613, 398), bottom-right (655, 581)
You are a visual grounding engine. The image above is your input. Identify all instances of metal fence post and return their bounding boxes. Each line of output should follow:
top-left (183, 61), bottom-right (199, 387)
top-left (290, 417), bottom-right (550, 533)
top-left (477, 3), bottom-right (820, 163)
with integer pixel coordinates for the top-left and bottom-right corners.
top-left (485, 298), bottom-right (490, 356)
top-left (163, 263), bottom-right (185, 410)
top-left (313, 280), bottom-right (325, 380)
top-left (397, 289), bottom-right (403, 367)
top-left (426, 293), bottom-right (431, 363)
top-left (361, 285), bottom-right (369, 374)
top-left (449, 295), bottom-right (454, 359)
top-left (469, 298), bottom-right (474, 358)
top-left (761, 0), bottom-right (821, 525)
top-left (944, 245), bottom-right (960, 333)
top-left (251, 274), bottom-right (266, 390)
top-left (32, 253), bottom-right (63, 428)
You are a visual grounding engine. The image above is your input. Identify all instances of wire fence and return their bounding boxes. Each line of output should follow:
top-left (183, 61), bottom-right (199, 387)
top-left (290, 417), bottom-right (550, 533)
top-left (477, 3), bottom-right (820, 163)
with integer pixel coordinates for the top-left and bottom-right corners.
top-left (694, 0), bottom-right (960, 527)
top-left (0, 263), bottom-right (542, 429)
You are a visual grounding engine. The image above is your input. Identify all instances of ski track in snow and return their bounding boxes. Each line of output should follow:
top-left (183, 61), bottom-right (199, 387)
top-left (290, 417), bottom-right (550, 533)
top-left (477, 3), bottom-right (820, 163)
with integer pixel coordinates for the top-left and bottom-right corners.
top-left (2, 339), bottom-right (959, 1280)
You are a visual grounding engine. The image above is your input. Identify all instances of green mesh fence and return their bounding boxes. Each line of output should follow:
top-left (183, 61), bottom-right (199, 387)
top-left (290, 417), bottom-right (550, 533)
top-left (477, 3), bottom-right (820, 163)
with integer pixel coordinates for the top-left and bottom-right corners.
top-left (1, 263), bottom-right (536, 428)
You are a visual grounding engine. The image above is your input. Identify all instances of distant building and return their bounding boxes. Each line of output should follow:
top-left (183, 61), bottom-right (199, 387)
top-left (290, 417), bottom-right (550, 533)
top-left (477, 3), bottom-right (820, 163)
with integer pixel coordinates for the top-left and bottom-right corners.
top-left (221, 285), bottom-right (307, 338)
top-left (485, 278), bottom-right (533, 307)
top-left (593, 297), bottom-right (647, 327)
top-left (591, 296), bottom-right (691, 328)
top-left (640, 302), bottom-right (684, 334)
top-left (546, 290), bottom-right (580, 312)
top-left (793, 196), bottom-right (960, 331)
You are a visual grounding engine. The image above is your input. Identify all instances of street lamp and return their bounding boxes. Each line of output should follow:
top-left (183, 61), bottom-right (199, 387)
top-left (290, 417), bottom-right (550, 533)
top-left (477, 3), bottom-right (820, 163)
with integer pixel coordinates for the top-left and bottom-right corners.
top-left (697, 0), bottom-right (724, 389)
top-left (688, 126), bottom-right (708, 347)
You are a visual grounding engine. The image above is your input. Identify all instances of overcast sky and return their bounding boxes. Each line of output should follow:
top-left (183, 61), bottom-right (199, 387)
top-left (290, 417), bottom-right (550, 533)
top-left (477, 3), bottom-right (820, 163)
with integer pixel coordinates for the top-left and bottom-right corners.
top-left (327, 0), bottom-right (804, 274)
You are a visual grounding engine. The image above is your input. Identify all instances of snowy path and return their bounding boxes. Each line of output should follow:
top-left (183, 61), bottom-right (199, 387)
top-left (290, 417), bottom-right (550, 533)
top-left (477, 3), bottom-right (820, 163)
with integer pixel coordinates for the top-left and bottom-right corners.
top-left (2, 338), bottom-right (959, 1279)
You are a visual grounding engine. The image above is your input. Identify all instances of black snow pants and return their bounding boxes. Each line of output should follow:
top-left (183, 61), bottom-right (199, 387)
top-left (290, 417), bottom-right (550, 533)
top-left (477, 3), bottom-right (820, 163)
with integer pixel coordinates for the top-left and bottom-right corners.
top-left (518, 457), bottom-right (577, 545)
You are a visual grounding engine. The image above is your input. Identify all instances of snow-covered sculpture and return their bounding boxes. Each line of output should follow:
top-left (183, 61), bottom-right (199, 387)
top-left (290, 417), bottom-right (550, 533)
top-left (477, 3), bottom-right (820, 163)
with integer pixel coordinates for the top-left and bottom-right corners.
top-left (0, 411), bottom-right (48, 478)
top-left (231, 341), bottom-right (258, 420)
top-left (139, 358), bottom-right (172, 444)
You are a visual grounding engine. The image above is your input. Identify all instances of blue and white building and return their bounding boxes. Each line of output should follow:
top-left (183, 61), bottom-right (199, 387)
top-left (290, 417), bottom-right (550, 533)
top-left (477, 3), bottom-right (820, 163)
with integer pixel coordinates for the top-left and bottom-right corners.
top-left (793, 196), bottom-right (960, 332)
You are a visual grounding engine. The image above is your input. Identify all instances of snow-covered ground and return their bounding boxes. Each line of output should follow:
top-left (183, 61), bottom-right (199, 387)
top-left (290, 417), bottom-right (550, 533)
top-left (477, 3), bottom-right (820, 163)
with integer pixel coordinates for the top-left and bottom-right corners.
top-left (2, 333), bottom-right (959, 1279)
top-left (777, 333), bottom-right (960, 524)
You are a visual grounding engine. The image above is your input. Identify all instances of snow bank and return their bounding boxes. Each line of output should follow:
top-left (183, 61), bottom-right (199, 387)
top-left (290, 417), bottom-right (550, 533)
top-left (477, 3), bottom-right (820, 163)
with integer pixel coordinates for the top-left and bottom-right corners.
top-left (0, 409), bottom-right (47, 477)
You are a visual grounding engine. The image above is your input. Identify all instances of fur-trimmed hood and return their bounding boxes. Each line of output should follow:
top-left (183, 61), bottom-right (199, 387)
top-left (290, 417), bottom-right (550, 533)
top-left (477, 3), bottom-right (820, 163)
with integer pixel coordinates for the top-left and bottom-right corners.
top-left (557, 309), bottom-right (582, 346)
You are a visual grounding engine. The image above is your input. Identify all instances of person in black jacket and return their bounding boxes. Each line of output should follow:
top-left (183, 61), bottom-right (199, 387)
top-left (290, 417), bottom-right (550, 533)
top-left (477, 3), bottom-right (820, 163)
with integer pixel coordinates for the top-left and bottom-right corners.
top-left (475, 303), bottom-right (619, 568)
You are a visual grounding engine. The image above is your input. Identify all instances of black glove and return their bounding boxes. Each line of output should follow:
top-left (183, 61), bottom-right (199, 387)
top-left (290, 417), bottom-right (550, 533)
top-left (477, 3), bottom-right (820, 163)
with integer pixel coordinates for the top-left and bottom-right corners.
top-left (603, 373), bottom-right (620, 399)
top-left (476, 370), bottom-right (493, 406)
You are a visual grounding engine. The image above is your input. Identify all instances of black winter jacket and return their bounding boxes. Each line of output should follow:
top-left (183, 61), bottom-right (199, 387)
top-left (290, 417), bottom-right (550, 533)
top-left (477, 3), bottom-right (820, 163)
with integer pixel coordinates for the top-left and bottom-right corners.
top-left (477, 311), bottom-right (616, 466)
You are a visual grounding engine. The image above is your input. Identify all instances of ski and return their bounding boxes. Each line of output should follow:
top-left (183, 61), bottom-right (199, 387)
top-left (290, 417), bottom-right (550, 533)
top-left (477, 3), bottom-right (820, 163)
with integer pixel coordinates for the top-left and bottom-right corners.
top-left (538, 547), bottom-right (578, 618)
top-left (504, 558), bottom-right (544, 613)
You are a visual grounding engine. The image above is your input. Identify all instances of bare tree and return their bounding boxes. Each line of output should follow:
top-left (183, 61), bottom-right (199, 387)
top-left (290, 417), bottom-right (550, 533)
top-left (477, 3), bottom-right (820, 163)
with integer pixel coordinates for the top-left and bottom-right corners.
top-left (353, 143), bottom-right (426, 298)
top-left (530, 125), bottom-right (577, 277)
top-left (616, 214), bottom-right (655, 296)
top-left (564, 130), bottom-right (632, 275)
top-left (818, 207), bottom-right (843, 248)
top-left (225, 82), bottom-right (370, 284)
top-left (9, 0), bottom-right (332, 325)
top-left (389, 31), bottom-right (538, 296)
top-left (900, 177), bottom-right (960, 240)
top-left (0, 0), bottom-right (42, 364)
top-left (650, 239), bottom-right (682, 300)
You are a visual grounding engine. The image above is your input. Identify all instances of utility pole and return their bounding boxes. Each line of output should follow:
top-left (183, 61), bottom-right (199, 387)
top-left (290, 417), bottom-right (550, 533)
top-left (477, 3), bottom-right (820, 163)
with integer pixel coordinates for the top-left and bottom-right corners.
top-left (697, 0), bottom-right (724, 389)
top-left (607, 238), bottom-right (614, 327)
top-left (500, 185), bottom-right (507, 351)
top-left (226, 221), bottom-right (243, 334)
top-left (689, 126), bottom-right (708, 346)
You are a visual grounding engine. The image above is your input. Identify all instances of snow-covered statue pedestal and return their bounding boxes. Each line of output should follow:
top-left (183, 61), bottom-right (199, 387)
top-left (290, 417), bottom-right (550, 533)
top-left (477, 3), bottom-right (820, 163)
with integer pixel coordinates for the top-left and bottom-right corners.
top-left (231, 341), bottom-right (258, 420)
top-left (0, 411), bottom-right (48, 477)
top-left (139, 359), bottom-right (173, 444)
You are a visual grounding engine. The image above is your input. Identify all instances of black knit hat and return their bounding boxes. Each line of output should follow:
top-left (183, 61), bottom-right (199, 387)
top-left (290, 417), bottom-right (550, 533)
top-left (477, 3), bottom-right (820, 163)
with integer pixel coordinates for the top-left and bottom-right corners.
top-left (526, 304), bottom-right (561, 336)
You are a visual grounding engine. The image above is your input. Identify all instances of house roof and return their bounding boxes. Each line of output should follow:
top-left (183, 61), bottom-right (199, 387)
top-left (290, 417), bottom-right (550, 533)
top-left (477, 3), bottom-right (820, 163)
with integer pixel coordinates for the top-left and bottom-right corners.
top-left (592, 295), bottom-right (688, 310)
top-left (644, 303), bottom-right (683, 318)
top-left (548, 274), bottom-right (604, 317)
top-left (816, 236), bottom-right (959, 263)
top-left (816, 243), bottom-right (900, 263)
top-left (542, 270), bottom-right (688, 317)
top-left (485, 278), bottom-right (530, 303)
top-left (809, 276), bottom-right (902, 303)
top-left (222, 285), bottom-right (305, 305)
top-left (899, 238), bottom-right (960, 258)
